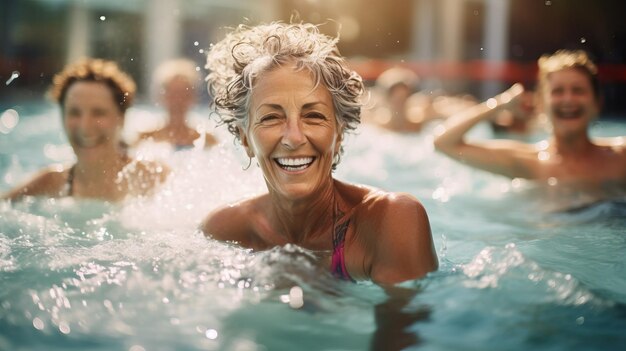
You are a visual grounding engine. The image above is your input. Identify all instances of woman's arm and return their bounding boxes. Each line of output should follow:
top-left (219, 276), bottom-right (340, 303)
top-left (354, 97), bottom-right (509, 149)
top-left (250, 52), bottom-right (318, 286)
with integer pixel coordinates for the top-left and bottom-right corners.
top-left (200, 201), bottom-right (256, 247)
top-left (370, 285), bottom-right (429, 350)
top-left (433, 84), bottom-right (535, 178)
top-left (1, 168), bottom-right (65, 201)
top-left (367, 193), bottom-right (438, 285)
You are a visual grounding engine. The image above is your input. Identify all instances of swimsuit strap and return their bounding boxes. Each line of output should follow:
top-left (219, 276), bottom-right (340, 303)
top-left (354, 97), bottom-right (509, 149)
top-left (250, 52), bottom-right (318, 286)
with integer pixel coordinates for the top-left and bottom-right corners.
top-left (63, 164), bottom-right (76, 197)
top-left (330, 203), bottom-right (355, 282)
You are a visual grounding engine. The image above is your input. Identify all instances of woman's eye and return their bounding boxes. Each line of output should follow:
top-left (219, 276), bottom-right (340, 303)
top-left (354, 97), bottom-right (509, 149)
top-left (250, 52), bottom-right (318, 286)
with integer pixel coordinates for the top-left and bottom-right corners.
top-left (305, 113), bottom-right (326, 120)
top-left (259, 114), bottom-right (279, 123)
top-left (551, 87), bottom-right (563, 96)
top-left (93, 109), bottom-right (108, 117)
top-left (66, 109), bottom-right (80, 118)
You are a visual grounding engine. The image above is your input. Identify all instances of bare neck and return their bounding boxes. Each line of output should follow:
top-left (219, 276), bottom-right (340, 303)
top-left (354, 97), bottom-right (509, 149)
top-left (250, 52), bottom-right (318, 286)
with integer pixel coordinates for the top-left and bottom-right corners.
top-left (551, 130), bottom-right (595, 156)
top-left (267, 179), bottom-right (338, 245)
top-left (73, 145), bottom-right (129, 183)
top-left (166, 108), bottom-right (190, 130)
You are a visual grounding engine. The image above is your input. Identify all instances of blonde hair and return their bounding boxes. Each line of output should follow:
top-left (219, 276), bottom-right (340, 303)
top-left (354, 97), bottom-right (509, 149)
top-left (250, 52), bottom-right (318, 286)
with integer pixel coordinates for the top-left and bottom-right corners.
top-left (538, 50), bottom-right (600, 100)
top-left (153, 58), bottom-right (200, 89)
top-left (50, 58), bottom-right (136, 113)
top-left (376, 67), bottom-right (419, 94)
top-left (205, 22), bottom-right (364, 142)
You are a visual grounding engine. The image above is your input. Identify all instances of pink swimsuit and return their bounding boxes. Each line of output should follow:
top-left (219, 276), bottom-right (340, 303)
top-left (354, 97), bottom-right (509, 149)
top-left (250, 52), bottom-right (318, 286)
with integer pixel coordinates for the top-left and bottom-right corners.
top-left (330, 217), bottom-right (354, 281)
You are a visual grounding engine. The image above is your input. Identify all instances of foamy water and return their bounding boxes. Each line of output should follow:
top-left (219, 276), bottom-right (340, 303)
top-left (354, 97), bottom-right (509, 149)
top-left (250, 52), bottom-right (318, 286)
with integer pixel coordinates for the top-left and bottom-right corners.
top-left (1, 104), bottom-right (625, 350)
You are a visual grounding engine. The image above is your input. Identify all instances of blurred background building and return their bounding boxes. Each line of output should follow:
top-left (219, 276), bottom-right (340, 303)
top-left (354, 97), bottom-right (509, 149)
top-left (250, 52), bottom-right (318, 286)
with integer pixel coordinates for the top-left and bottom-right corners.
top-left (1, 0), bottom-right (625, 115)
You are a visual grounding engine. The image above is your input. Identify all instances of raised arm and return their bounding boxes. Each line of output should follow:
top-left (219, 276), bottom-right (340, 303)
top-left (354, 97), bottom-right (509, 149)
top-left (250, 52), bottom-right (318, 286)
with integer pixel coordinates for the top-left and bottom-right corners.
top-left (433, 84), bottom-right (535, 178)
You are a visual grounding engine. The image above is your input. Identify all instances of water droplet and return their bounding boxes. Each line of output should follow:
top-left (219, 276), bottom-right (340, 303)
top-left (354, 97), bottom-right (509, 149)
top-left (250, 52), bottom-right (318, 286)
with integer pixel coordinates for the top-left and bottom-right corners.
top-left (547, 177), bottom-right (558, 186)
top-left (194, 41), bottom-right (199, 46)
top-left (545, 0), bottom-right (552, 5)
top-left (480, 47), bottom-right (484, 51)
top-left (580, 37), bottom-right (586, 43)
top-left (205, 328), bottom-right (218, 339)
top-left (195, 66), bottom-right (201, 71)
top-left (198, 49), bottom-right (204, 54)
top-left (32, 317), bottom-right (44, 330)
top-left (288, 286), bottom-right (304, 309)
top-left (1, 109), bottom-right (19, 132)
top-left (5, 71), bottom-right (20, 85)
top-left (100, 16), bottom-right (106, 21)
top-left (59, 321), bottom-right (71, 334)
top-left (576, 316), bottom-right (584, 325)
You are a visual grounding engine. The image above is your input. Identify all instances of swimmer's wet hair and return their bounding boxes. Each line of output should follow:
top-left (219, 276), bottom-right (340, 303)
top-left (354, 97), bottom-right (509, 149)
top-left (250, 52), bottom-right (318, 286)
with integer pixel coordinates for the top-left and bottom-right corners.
top-left (50, 58), bottom-right (136, 113)
top-left (538, 50), bottom-right (600, 100)
top-left (205, 21), bottom-right (364, 142)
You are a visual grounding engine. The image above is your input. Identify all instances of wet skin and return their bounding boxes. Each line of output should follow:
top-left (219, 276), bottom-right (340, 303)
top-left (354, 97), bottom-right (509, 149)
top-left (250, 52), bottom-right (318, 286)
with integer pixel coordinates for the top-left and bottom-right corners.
top-left (242, 64), bottom-right (342, 201)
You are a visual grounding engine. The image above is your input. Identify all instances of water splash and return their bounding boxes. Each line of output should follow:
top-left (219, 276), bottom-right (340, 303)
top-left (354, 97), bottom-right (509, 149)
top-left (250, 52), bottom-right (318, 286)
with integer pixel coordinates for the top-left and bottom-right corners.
top-left (461, 244), bottom-right (607, 306)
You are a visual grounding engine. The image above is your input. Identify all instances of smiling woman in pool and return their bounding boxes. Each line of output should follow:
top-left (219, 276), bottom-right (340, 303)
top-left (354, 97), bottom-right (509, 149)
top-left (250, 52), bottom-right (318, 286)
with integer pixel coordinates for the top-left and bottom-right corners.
top-left (201, 22), bottom-right (438, 284)
top-left (435, 50), bottom-right (626, 203)
top-left (1, 58), bottom-right (169, 202)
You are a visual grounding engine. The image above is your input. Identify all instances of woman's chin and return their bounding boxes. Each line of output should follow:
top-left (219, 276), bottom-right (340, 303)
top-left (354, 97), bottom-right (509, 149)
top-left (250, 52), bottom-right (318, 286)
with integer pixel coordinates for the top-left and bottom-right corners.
top-left (271, 182), bottom-right (323, 201)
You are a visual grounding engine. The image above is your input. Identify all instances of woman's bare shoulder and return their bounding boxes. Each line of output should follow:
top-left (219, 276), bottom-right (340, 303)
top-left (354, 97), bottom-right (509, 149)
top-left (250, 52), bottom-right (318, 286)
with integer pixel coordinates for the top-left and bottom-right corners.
top-left (353, 190), bottom-right (437, 283)
top-left (1, 164), bottom-right (69, 200)
top-left (595, 136), bottom-right (626, 149)
top-left (137, 129), bottom-right (165, 141)
top-left (361, 190), bottom-right (425, 220)
top-left (200, 196), bottom-right (265, 244)
top-left (336, 181), bottom-right (427, 231)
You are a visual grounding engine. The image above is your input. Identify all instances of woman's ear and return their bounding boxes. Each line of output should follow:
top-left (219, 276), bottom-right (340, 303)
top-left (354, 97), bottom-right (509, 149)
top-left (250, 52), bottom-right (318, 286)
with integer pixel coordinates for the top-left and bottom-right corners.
top-left (238, 126), bottom-right (255, 158)
top-left (334, 125), bottom-right (344, 155)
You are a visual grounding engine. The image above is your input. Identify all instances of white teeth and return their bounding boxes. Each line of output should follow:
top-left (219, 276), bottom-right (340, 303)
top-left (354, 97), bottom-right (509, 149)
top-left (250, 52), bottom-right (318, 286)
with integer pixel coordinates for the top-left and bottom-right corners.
top-left (276, 157), bottom-right (313, 167)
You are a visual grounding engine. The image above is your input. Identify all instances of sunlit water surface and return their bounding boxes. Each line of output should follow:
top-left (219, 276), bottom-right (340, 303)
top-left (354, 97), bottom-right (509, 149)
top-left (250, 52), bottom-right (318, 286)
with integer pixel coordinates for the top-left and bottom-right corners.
top-left (1, 103), bottom-right (625, 350)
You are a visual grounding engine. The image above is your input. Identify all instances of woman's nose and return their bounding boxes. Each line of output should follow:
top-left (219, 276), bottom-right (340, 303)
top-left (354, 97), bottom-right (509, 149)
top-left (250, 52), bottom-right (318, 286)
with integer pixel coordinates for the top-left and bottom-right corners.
top-left (281, 118), bottom-right (306, 149)
top-left (78, 114), bottom-right (99, 132)
top-left (561, 89), bottom-right (577, 103)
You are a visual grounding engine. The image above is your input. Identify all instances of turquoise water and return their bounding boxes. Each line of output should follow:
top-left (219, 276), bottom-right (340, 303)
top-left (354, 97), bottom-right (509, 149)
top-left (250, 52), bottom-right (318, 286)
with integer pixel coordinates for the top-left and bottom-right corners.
top-left (1, 103), bottom-right (625, 351)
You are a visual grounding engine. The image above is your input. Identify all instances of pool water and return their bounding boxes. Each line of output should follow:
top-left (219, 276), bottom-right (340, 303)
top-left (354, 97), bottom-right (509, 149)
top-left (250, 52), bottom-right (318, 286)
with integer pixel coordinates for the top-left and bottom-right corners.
top-left (1, 103), bottom-right (625, 351)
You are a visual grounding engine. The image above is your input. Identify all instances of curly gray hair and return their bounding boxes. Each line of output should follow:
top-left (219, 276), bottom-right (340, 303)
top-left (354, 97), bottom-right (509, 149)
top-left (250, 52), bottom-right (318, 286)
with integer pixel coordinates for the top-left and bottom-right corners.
top-left (205, 22), bottom-right (364, 159)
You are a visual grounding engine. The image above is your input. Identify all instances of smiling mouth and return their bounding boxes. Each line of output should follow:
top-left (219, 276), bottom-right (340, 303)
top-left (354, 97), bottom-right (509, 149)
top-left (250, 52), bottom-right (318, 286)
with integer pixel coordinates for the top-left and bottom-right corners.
top-left (274, 157), bottom-right (315, 172)
top-left (553, 108), bottom-right (584, 120)
top-left (70, 133), bottom-right (108, 148)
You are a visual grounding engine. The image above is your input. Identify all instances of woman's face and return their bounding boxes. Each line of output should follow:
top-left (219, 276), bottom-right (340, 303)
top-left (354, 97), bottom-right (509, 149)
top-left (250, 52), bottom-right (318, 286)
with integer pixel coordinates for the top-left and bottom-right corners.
top-left (544, 67), bottom-right (599, 137)
top-left (243, 63), bottom-right (342, 200)
top-left (63, 81), bottom-right (123, 151)
top-left (162, 76), bottom-right (195, 116)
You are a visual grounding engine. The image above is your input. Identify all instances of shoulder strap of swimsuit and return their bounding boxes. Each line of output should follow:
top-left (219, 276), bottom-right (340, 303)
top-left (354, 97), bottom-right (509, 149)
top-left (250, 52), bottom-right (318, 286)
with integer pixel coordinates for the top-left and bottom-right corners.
top-left (330, 207), bottom-right (355, 281)
top-left (66, 164), bottom-right (76, 196)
